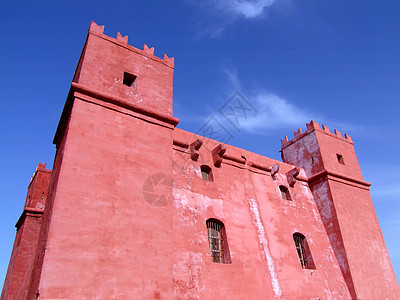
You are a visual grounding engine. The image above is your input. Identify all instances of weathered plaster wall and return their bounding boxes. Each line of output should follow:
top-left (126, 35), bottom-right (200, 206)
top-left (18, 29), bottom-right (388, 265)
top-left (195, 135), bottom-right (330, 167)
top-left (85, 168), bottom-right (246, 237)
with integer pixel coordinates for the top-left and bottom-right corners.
top-left (2, 22), bottom-right (399, 300)
top-left (170, 129), bottom-right (351, 299)
top-left (281, 121), bottom-right (400, 299)
top-left (1, 164), bottom-right (51, 299)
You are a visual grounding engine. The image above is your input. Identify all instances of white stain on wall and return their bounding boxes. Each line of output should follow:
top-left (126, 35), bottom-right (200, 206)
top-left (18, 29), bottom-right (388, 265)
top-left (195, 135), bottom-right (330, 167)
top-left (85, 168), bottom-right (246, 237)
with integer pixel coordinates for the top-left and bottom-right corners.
top-left (249, 198), bottom-right (282, 298)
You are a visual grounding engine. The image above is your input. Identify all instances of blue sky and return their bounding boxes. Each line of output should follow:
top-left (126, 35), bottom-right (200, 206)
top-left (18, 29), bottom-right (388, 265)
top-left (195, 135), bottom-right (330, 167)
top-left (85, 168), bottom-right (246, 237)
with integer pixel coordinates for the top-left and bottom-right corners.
top-left (1, 0), bottom-right (399, 288)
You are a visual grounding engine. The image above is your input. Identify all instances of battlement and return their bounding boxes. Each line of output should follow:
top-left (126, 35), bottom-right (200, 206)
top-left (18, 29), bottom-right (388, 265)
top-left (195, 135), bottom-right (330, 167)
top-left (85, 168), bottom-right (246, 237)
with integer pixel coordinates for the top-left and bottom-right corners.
top-left (88, 21), bottom-right (174, 68)
top-left (281, 120), bottom-right (353, 149)
top-left (72, 21), bottom-right (175, 116)
top-left (28, 162), bottom-right (51, 188)
top-left (54, 21), bottom-right (177, 146)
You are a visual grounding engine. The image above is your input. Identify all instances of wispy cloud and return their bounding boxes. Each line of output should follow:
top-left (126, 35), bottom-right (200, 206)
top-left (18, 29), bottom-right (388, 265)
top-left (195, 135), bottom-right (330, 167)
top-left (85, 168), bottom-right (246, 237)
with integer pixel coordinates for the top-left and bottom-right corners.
top-left (187, 0), bottom-right (279, 38)
top-left (363, 164), bottom-right (400, 202)
top-left (371, 186), bottom-right (400, 199)
top-left (222, 68), bottom-right (242, 92)
top-left (220, 68), bottom-right (313, 133)
top-left (240, 91), bottom-right (312, 132)
top-left (215, 0), bottom-right (276, 19)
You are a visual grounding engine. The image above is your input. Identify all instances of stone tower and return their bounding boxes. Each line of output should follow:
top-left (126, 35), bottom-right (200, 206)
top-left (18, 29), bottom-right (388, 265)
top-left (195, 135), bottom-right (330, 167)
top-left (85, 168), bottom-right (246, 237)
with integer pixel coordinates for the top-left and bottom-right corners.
top-left (26, 21), bottom-right (178, 299)
top-left (1, 163), bottom-right (51, 299)
top-left (281, 121), bottom-right (399, 299)
top-left (2, 22), bottom-right (399, 299)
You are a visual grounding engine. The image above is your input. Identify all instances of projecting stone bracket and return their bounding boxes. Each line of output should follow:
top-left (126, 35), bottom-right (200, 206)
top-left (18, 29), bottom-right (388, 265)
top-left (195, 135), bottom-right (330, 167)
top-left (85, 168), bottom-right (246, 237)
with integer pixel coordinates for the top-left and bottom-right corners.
top-left (212, 144), bottom-right (227, 167)
top-left (286, 167), bottom-right (301, 187)
top-left (271, 164), bottom-right (280, 176)
top-left (189, 139), bottom-right (203, 161)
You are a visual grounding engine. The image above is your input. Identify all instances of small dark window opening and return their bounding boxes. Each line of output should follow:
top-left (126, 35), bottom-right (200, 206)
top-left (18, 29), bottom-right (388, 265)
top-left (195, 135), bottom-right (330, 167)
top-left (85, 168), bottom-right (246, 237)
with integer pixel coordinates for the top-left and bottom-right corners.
top-left (123, 72), bottom-right (137, 87)
top-left (41, 192), bottom-right (45, 200)
top-left (201, 165), bottom-right (213, 182)
top-left (279, 185), bottom-right (291, 201)
top-left (206, 218), bottom-right (231, 264)
top-left (311, 156), bottom-right (315, 164)
top-left (293, 233), bottom-right (316, 269)
top-left (336, 154), bottom-right (345, 165)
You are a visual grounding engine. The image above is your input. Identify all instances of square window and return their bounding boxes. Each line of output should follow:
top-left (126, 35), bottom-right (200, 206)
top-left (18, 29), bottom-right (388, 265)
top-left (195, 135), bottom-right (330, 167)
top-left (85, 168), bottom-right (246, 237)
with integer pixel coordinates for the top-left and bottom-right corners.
top-left (123, 72), bottom-right (137, 87)
top-left (336, 154), bottom-right (345, 165)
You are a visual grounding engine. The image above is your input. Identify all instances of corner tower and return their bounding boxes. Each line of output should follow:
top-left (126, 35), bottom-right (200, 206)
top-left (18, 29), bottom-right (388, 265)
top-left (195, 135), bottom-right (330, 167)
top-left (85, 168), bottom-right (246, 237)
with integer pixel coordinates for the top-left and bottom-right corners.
top-left (1, 163), bottom-right (51, 299)
top-left (281, 121), bottom-right (399, 299)
top-left (25, 22), bottom-right (179, 299)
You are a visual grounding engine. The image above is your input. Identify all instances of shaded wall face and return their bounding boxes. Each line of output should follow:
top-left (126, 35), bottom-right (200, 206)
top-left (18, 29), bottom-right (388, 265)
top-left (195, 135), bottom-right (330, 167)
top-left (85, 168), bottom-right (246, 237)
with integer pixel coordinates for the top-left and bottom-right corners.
top-left (38, 99), bottom-right (175, 298)
top-left (327, 180), bottom-right (400, 299)
top-left (24, 168), bottom-right (51, 210)
top-left (1, 166), bottom-right (51, 299)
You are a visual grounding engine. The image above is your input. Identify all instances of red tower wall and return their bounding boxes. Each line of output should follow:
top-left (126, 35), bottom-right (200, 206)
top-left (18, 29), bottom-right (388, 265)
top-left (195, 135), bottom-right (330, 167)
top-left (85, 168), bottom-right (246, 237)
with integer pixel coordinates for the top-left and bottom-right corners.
top-left (281, 121), bottom-right (400, 299)
top-left (32, 22), bottom-right (350, 299)
top-left (1, 163), bottom-right (51, 299)
top-left (2, 22), bottom-right (399, 299)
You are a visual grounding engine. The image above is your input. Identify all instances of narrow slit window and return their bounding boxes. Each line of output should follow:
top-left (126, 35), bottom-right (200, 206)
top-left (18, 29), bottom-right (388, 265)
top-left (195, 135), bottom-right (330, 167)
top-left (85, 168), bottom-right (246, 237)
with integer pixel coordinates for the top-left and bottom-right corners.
top-left (123, 72), bottom-right (137, 87)
top-left (206, 218), bottom-right (231, 264)
top-left (336, 154), bottom-right (345, 165)
top-left (293, 233), bottom-right (315, 269)
top-left (201, 165), bottom-right (213, 182)
top-left (279, 185), bottom-right (291, 201)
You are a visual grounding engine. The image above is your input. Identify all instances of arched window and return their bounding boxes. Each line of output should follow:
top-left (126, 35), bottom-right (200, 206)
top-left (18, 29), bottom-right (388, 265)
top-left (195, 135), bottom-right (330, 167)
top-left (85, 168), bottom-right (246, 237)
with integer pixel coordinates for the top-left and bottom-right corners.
top-left (279, 185), bottom-right (291, 201)
top-left (201, 165), bottom-right (213, 182)
top-left (293, 233), bottom-right (315, 269)
top-left (206, 218), bottom-right (231, 264)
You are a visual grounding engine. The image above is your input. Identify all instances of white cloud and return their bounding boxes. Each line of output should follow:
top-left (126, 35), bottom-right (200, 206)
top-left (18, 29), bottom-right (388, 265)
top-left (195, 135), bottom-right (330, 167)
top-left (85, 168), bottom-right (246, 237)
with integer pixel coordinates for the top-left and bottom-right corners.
top-left (223, 68), bottom-right (242, 91)
top-left (240, 91), bottom-right (312, 132)
top-left (187, 0), bottom-right (280, 38)
top-left (218, 0), bottom-right (276, 19)
top-left (220, 68), bottom-right (312, 133)
top-left (371, 186), bottom-right (400, 199)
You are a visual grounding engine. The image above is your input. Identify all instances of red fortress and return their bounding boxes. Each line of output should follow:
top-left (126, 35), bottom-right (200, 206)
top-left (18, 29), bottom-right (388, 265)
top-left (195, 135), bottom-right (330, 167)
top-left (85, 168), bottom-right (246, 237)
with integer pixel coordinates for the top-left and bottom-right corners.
top-left (2, 21), bottom-right (399, 299)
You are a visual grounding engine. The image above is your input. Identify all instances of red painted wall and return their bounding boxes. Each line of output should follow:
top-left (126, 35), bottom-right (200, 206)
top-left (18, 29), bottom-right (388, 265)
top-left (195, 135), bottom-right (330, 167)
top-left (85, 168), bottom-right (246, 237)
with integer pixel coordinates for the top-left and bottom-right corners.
top-left (1, 163), bottom-right (51, 299)
top-left (2, 22), bottom-right (399, 299)
top-left (281, 121), bottom-right (400, 299)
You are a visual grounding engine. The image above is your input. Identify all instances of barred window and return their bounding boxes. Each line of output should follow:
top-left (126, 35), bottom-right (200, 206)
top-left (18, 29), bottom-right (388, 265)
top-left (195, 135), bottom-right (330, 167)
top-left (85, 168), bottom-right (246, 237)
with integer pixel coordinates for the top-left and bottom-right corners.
top-left (279, 185), bottom-right (291, 201)
top-left (293, 233), bottom-right (315, 269)
top-left (206, 218), bottom-right (231, 264)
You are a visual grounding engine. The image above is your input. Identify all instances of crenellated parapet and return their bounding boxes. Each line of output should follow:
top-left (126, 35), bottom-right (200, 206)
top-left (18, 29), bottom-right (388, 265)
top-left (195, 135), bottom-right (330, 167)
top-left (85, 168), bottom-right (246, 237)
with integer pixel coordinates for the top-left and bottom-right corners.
top-left (281, 120), bottom-right (353, 149)
top-left (88, 21), bottom-right (174, 68)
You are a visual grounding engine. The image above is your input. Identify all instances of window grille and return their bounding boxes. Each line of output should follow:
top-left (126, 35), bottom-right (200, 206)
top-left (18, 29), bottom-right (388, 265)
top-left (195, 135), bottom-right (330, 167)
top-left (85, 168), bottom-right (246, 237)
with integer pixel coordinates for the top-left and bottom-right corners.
top-left (206, 219), bottom-right (231, 264)
top-left (279, 185), bottom-right (291, 201)
top-left (293, 233), bottom-right (315, 269)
